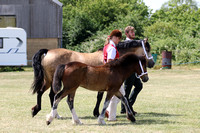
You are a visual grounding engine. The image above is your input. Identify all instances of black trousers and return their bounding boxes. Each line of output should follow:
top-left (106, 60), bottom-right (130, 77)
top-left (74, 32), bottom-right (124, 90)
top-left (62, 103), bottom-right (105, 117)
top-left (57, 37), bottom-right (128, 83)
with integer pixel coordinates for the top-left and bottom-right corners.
top-left (121, 73), bottom-right (143, 113)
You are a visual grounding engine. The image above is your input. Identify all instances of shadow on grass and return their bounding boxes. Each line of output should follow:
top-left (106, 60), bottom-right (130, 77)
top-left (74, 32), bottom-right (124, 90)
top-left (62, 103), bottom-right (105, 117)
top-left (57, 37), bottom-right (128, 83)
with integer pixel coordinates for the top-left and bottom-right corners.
top-left (57, 116), bottom-right (71, 120)
top-left (135, 119), bottom-right (177, 125)
top-left (58, 116), bottom-right (97, 120)
top-left (57, 112), bottom-right (181, 126)
top-left (138, 112), bottom-right (182, 117)
top-left (57, 115), bottom-right (134, 126)
top-left (114, 112), bottom-right (181, 125)
top-left (83, 122), bottom-right (136, 126)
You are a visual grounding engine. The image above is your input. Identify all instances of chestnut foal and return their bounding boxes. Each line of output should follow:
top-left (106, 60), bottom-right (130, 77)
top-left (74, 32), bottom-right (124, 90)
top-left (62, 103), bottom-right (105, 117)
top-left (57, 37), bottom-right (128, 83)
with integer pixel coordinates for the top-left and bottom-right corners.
top-left (46, 53), bottom-right (149, 125)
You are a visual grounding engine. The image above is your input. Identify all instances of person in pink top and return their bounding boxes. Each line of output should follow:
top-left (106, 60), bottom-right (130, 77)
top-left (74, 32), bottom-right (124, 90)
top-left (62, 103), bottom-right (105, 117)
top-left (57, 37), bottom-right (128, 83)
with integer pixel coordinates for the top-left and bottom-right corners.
top-left (103, 29), bottom-right (125, 121)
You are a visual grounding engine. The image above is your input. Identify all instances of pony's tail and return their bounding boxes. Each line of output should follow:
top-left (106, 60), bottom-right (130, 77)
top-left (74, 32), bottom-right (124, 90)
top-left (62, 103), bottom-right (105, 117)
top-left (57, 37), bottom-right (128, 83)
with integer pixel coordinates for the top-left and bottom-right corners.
top-left (31, 49), bottom-right (48, 94)
top-left (53, 64), bottom-right (66, 94)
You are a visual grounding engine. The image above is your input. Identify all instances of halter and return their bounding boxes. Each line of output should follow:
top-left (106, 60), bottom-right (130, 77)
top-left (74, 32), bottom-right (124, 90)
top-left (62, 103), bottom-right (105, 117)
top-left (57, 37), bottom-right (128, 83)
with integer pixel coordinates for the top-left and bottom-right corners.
top-left (135, 60), bottom-right (148, 78)
top-left (141, 41), bottom-right (153, 60)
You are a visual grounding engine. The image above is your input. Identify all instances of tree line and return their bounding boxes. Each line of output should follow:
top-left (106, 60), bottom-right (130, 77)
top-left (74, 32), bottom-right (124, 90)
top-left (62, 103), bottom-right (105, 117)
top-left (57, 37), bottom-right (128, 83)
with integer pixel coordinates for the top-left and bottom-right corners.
top-left (59, 0), bottom-right (200, 64)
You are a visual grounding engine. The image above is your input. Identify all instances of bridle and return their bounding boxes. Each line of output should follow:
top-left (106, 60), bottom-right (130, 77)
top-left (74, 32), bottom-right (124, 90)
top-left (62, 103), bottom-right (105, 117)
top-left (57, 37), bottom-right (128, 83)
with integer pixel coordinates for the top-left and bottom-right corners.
top-left (135, 60), bottom-right (148, 78)
top-left (135, 40), bottom-right (153, 78)
top-left (141, 40), bottom-right (153, 60)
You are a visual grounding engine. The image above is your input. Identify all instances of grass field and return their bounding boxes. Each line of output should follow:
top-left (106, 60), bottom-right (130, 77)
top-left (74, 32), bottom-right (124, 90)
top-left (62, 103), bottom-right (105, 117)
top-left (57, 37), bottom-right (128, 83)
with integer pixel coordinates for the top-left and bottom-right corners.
top-left (0, 67), bottom-right (200, 133)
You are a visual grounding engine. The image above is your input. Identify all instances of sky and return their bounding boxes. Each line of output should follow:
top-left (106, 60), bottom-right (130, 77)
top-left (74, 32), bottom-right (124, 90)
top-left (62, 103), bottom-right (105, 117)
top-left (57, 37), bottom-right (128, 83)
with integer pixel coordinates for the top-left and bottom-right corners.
top-left (143, 0), bottom-right (169, 13)
top-left (143, 0), bottom-right (200, 13)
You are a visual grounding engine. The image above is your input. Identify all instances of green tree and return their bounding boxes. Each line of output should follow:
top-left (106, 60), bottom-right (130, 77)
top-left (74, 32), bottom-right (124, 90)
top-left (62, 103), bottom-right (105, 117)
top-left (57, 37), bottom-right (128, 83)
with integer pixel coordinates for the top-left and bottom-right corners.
top-left (145, 1), bottom-right (200, 64)
top-left (61, 0), bottom-right (150, 50)
top-left (161, 0), bottom-right (199, 10)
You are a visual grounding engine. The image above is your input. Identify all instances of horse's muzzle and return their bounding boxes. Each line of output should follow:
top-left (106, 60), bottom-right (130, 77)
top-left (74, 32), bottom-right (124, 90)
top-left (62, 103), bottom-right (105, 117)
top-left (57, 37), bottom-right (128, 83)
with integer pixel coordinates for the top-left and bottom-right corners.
top-left (141, 75), bottom-right (149, 82)
top-left (147, 59), bottom-right (155, 68)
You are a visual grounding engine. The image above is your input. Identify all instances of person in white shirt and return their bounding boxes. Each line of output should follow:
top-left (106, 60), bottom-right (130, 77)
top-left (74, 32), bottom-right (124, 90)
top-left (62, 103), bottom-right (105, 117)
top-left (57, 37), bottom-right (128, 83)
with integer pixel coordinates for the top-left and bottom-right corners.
top-left (103, 29), bottom-right (125, 121)
top-left (120, 26), bottom-right (143, 115)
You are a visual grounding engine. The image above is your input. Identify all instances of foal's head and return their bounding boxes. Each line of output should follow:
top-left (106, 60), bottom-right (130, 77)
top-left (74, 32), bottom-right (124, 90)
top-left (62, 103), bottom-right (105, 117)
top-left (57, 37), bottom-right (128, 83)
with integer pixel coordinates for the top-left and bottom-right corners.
top-left (109, 53), bottom-right (149, 82)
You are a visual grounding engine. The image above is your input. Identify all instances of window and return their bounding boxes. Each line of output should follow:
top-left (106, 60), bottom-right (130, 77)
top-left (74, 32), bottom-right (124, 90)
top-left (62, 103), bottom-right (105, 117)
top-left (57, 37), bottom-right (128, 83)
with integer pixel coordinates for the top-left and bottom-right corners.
top-left (0, 16), bottom-right (16, 27)
top-left (0, 38), bottom-right (3, 48)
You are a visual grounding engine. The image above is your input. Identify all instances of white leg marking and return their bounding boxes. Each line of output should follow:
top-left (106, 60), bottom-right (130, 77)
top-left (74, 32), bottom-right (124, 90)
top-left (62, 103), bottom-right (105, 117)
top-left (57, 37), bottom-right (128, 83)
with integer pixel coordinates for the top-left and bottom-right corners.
top-left (71, 109), bottom-right (82, 125)
top-left (46, 109), bottom-right (58, 124)
top-left (55, 113), bottom-right (62, 119)
top-left (98, 116), bottom-right (106, 125)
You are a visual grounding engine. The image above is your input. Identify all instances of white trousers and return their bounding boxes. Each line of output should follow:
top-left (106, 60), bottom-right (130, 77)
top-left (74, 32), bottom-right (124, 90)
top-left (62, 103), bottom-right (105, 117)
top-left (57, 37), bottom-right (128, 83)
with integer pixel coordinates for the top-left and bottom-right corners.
top-left (106, 85), bottom-right (125, 121)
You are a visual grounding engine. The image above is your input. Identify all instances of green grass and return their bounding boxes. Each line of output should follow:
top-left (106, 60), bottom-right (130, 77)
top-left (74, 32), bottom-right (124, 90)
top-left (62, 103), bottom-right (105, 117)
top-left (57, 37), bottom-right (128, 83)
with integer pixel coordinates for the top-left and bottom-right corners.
top-left (0, 68), bottom-right (200, 133)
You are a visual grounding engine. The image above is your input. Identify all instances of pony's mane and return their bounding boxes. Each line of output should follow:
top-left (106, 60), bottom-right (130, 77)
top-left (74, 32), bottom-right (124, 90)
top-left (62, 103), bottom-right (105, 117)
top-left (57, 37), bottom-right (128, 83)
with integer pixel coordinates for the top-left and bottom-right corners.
top-left (98, 40), bottom-right (151, 52)
top-left (106, 53), bottom-right (145, 67)
top-left (117, 40), bottom-right (141, 50)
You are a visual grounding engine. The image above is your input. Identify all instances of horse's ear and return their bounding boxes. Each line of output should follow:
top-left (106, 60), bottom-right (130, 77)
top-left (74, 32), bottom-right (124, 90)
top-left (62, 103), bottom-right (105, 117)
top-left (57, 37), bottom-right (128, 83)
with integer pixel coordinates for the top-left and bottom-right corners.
top-left (144, 38), bottom-right (148, 43)
top-left (143, 38), bottom-right (151, 52)
top-left (143, 38), bottom-right (149, 46)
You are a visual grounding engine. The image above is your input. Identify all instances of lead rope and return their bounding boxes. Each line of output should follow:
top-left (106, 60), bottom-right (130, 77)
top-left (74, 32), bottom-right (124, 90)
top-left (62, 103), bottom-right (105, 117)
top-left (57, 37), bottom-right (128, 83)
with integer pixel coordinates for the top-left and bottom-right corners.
top-left (141, 41), bottom-right (153, 60)
top-left (135, 60), bottom-right (148, 79)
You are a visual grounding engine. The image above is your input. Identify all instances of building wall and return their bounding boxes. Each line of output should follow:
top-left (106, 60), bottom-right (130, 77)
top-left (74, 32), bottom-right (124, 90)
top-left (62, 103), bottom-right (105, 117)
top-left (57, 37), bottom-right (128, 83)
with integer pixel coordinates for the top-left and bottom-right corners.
top-left (27, 38), bottom-right (59, 66)
top-left (0, 0), bottom-right (29, 5)
top-left (0, 0), bottom-right (63, 66)
top-left (0, 1), bottom-right (62, 39)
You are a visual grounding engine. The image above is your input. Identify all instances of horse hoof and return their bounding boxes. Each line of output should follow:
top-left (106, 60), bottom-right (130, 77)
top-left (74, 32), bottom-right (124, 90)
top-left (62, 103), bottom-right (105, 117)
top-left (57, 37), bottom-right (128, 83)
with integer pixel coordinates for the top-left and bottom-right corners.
top-left (127, 113), bottom-right (136, 123)
top-left (31, 108), bottom-right (38, 117)
top-left (73, 120), bottom-right (83, 125)
top-left (93, 112), bottom-right (99, 117)
top-left (97, 116), bottom-right (106, 125)
top-left (46, 114), bottom-right (54, 125)
top-left (98, 120), bottom-right (106, 125)
top-left (55, 114), bottom-right (62, 119)
top-left (31, 105), bottom-right (40, 117)
top-left (93, 108), bottom-right (100, 117)
top-left (31, 110), bottom-right (35, 117)
top-left (46, 121), bottom-right (51, 125)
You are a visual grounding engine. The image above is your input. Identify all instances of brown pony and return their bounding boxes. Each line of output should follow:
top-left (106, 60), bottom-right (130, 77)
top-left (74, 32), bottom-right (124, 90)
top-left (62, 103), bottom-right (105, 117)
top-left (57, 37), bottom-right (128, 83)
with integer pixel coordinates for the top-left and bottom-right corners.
top-left (31, 40), bottom-right (154, 118)
top-left (46, 53), bottom-right (148, 125)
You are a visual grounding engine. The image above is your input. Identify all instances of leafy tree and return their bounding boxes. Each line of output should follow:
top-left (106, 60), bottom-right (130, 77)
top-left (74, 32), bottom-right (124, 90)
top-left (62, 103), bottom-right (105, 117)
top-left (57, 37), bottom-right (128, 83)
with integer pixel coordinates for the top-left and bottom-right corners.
top-left (60, 0), bottom-right (200, 64)
top-left (62, 0), bottom-right (129, 46)
top-left (161, 0), bottom-right (199, 10)
top-left (61, 0), bottom-right (150, 50)
top-left (145, 1), bottom-right (200, 64)
top-left (59, 0), bottom-right (79, 6)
